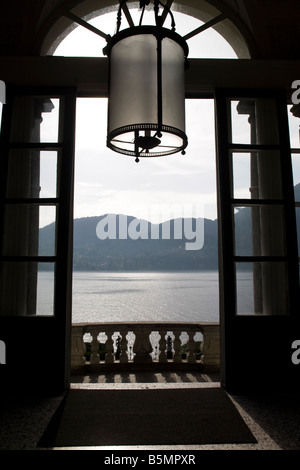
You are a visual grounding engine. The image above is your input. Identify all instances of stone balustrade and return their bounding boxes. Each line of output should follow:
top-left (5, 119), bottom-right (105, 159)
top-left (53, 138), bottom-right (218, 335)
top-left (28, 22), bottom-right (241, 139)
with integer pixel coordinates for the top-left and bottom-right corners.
top-left (71, 322), bottom-right (220, 374)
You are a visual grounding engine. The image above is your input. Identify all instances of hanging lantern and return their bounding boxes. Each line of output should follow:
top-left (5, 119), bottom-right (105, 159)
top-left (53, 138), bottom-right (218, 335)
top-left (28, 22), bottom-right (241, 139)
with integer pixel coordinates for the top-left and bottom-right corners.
top-left (103, 1), bottom-right (189, 162)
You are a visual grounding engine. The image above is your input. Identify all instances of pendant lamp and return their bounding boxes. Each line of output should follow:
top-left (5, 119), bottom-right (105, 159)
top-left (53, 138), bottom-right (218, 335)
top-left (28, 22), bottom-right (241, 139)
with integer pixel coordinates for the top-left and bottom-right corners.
top-left (103, 0), bottom-right (189, 162)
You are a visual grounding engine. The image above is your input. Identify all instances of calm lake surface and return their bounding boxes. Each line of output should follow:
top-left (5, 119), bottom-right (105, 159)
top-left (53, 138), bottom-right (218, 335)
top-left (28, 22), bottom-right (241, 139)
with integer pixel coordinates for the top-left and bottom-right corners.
top-left (71, 271), bottom-right (220, 324)
top-left (37, 270), bottom-right (256, 320)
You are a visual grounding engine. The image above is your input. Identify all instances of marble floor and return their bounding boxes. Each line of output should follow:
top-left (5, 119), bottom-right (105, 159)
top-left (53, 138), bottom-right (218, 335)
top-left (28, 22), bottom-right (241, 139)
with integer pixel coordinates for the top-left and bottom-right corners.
top-left (0, 371), bottom-right (299, 451)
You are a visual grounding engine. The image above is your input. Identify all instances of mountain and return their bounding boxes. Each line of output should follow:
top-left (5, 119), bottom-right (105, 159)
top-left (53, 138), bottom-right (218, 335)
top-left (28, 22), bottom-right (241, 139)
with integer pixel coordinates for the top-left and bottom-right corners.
top-left (39, 183), bottom-right (300, 271)
top-left (39, 214), bottom-right (219, 271)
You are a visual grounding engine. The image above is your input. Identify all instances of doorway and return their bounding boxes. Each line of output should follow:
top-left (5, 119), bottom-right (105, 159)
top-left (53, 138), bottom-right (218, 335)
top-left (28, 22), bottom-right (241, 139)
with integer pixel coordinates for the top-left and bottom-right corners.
top-left (70, 97), bottom-right (220, 376)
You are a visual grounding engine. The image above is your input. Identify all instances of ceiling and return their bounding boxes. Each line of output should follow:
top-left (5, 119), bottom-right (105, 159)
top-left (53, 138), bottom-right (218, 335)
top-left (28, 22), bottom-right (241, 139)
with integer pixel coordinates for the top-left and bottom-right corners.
top-left (0, 0), bottom-right (299, 59)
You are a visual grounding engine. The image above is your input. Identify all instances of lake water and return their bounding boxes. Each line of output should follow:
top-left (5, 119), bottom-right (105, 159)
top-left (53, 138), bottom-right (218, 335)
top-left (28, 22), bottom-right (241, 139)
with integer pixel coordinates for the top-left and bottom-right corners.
top-left (37, 270), bottom-right (257, 319)
top-left (71, 271), bottom-right (220, 324)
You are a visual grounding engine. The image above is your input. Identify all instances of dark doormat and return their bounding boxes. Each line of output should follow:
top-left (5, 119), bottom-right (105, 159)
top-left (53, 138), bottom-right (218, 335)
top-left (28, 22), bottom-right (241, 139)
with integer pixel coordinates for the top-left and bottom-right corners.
top-left (38, 387), bottom-right (257, 447)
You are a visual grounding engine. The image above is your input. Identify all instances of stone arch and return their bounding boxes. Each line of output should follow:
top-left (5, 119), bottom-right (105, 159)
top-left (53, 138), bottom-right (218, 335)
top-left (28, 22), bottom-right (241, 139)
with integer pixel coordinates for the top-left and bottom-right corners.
top-left (36, 0), bottom-right (254, 58)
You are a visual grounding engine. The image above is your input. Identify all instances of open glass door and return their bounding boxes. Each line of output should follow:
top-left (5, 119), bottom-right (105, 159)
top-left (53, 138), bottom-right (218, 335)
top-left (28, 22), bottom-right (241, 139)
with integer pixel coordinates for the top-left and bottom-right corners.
top-left (0, 86), bottom-right (77, 392)
top-left (215, 88), bottom-right (300, 392)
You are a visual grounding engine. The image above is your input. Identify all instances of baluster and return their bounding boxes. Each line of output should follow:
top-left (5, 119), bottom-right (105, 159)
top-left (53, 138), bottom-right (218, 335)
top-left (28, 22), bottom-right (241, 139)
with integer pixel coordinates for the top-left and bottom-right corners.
top-left (128, 345), bottom-right (134, 361)
top-left (98, 332), bottom-right (106, 362)
top-left (187, 329), bottom-right (196, 363)
top-left (173, 330), bottom-right (182, 363)
top-left (89, 328), bottom-right (100, 365)
top-left (71, 325), bottom-right (86, 367)
top-left (153, 331), bottom-right (160, 361)
top-left (166, 334), bottom-right (173, 360)
top-left (133, 326), bottom-right (152, 363)
top-left (158, 330), bottom-right (167, 363)
top-left (119, 329), bottom-right (128, 363)
top-left (127, 331), bottom-right (135, 361)
top-left (149, 331), bottom-right (159, 361)
top-left (115, 335), bottom-right (121, 360)
top-left (105, 329), bottom-right (115, 364)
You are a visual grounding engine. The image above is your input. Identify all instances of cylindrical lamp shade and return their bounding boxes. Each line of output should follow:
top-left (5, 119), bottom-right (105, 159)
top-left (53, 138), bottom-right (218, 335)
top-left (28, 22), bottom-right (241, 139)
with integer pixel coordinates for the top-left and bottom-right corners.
top-left (104, 26), bottom-right (189, 159)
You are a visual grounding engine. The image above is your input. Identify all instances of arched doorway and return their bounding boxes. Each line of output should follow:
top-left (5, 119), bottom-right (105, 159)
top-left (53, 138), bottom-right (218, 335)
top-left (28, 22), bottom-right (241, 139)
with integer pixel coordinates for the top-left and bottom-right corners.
top-left (36, 1), bottom-right (300, 392)
top-left (46, 3), bottom-right (244, 381)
